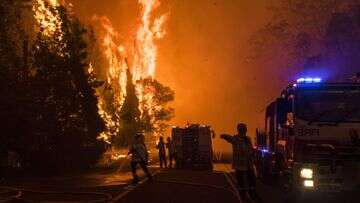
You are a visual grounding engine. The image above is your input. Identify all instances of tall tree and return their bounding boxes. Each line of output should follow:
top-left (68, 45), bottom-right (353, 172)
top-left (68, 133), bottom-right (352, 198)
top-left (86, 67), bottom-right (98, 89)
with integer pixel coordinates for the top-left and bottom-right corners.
top-left (1, 1), bottom-right (105, 171)
top-left (0, 0), bottom-right (34, 154)
top-left (138, 78), bottom-right (175, 135)
top-left (29, 5), bottom-right (105, 170)
top-left (114, 69), bottom-right (141, 147)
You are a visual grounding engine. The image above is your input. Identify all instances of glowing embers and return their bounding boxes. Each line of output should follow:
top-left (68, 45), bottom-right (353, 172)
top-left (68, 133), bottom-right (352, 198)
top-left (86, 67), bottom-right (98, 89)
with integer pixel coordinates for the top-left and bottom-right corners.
top-left (32, 0), bottom-right (62, 39)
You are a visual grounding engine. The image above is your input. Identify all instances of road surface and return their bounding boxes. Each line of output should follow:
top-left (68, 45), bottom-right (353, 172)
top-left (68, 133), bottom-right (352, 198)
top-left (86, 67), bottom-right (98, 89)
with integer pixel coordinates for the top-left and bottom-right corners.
top-left (1, 164), bottom-right (241, 203)
top-left (114, 166), bottom-right (240, 203)
top-left (0, 164), bottom-right (160, 202)
top-left (0, 163), bottom-right (356, 202)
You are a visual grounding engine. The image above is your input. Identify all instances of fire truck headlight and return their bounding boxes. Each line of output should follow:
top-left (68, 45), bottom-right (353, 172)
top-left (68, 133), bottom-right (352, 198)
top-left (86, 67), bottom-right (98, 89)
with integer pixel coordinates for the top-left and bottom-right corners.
top-left (300, 168), bottom-right (313, 179)
top-left (303, 180), bottom-right (314, 188)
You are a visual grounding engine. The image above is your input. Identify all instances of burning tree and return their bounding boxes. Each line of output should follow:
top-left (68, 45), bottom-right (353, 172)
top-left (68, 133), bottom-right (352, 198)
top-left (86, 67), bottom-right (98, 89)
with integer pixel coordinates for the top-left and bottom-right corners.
top-left (0, 0), bottom-right (105, 171)
top-left (0, 0), bottom-right (175, 169)
top-left (89, 0), bottom-right (174, 149)
top-left (0, 0), bottom-right (34, 156)
top-left (116, 69), bottom-right (141, 147)
top-left (138, 78), bottom-right (175, 135)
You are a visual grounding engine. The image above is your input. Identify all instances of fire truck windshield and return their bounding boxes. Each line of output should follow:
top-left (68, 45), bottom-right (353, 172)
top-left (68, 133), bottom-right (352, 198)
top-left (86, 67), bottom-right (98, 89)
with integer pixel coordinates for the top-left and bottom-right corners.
top-left (296, 89), bottom-right (360, 123)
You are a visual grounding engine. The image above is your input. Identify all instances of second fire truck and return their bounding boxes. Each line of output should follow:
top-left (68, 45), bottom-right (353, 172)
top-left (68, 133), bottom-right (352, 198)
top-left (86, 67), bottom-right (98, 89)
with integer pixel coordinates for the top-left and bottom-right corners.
top-left (255, 77), bottom-right (360, 200)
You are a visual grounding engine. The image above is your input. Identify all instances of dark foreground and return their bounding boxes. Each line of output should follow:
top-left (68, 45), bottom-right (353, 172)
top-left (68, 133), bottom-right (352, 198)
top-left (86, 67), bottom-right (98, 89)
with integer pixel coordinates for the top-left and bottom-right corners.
top-left (0, 163), bottom-right (356, 203)
top-left (116, 169), bottom-right (239, 203)
top-left (0, 164), bottom-right (239, 203)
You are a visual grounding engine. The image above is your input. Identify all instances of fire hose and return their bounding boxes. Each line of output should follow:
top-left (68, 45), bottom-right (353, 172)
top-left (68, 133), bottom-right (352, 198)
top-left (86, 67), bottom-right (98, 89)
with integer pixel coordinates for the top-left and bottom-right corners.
top-left (0, 186), bottom-right (112, 203)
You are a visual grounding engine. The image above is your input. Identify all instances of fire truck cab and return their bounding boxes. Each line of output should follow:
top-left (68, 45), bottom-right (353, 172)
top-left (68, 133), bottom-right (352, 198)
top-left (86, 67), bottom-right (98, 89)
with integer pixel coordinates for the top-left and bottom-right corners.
top-left (255, 77), bottom-right (360, 199)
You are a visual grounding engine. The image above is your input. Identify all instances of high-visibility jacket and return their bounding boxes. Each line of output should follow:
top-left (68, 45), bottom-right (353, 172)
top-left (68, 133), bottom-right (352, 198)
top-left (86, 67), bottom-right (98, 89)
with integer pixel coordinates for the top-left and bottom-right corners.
top-left (223, 134), bottom-right (254, 171)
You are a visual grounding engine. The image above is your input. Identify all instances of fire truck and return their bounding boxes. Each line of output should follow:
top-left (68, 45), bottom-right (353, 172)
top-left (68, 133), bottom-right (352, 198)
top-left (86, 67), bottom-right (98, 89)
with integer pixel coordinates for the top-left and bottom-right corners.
top-left (171, 124), bottom-right (214, 170)
top-left (255, 77), bottom-right (360, 200)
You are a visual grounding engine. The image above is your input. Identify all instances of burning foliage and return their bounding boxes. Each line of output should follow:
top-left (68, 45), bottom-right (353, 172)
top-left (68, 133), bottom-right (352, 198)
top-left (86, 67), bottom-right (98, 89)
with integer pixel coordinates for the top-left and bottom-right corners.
top-left (0, 0), bottom-right (105, 171)
top-left (88, 0), bottom-right (174, 150)
top-left (0, 0), bottom-right (174, 169)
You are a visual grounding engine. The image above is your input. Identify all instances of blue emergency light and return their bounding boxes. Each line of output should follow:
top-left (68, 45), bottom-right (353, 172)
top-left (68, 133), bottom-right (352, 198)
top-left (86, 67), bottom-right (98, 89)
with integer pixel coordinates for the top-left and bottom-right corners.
top-left (296, 77), bottom-right (322, 83)
top-left (260, 148), bottom-right (269, 158)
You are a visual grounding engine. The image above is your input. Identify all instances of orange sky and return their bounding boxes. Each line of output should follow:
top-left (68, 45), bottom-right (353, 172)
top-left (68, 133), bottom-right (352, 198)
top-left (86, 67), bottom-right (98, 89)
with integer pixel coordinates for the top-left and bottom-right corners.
top-left (69, 0), bottom-right (286, 152)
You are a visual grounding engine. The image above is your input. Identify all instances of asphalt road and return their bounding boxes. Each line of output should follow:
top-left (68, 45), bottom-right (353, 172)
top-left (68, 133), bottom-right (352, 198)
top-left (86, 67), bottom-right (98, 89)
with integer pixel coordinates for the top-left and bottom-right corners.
top-left (1, 163), bottom-right (241, 203)
top-left (0, 163), bottom-right (160, 202)
top-left (1, 163), bottom-right (357, 203)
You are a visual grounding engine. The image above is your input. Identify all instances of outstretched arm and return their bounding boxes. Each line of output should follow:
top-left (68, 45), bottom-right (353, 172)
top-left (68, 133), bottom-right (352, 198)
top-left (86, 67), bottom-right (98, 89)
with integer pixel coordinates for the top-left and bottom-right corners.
top-left (220, 134), bottom-right (233, 143)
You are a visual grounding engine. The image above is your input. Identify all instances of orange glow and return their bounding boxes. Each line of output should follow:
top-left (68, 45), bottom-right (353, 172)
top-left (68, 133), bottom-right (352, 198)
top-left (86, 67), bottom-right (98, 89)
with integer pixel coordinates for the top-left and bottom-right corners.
top-left (88, 62), bottom-right (94, 75)
top-left (68, 0), bottom-right (272, 153)
top-left (33, 0), bottom-right (63, 40)
top-left (133, 0), bottom-right (167, 80)
top-left (98, 16), bottom-right (128, 106)
top-left (97, 98), bottom-right (118, 144)
top-left (31, 0), bottom-right (169, 146)
top-left (94, 0), bottom-right (168, 142)
top-left (92, 16), bottom-right (128, 142)
top-left (133, 0), bottom-right (168, 128)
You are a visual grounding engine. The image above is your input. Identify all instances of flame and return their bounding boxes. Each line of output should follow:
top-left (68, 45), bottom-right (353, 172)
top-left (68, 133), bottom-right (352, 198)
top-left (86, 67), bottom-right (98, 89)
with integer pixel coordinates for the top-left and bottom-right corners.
top-left (99, 16), bottom-right (128, 106)
top-left (88, 62), bottom-right (94, 74)
top-left (133, 0), bottom-right (168, 122)
top-left (93, 0), bottom-right (168, 142)
top-left (97, 98), bottom-right (117, 144)
top-left (32, 0), bottom-right (63, 40)
top-left (92, 16), bottom-right (128, 142)
top-left (32, 0), bottom-right (168, 151)
top-left (133, 0), bottom-right (167, 80)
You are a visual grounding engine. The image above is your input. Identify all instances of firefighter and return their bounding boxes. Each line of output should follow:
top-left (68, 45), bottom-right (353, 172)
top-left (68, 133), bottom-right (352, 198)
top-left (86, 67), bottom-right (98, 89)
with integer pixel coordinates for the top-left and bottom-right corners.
top-left (166, 137), bottom-right (176, 168)
top-left (221, 123), bottom-right (258, 202)
top-left (128, 133), bottom-right (152, 184)
top-left (156, 136), bottom-right (167, 168)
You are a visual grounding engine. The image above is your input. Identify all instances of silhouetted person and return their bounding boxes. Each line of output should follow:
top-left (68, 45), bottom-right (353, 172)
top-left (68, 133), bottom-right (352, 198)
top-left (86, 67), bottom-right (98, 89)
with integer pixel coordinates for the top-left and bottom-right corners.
top-left (128, 133), bottom-right (152, 184)
top-left (156, 136), bottom-right (167, 168)
top-left (221, 123), bottom-right (258, 202)
top-left (166, 137), bottom-right (176, 168)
